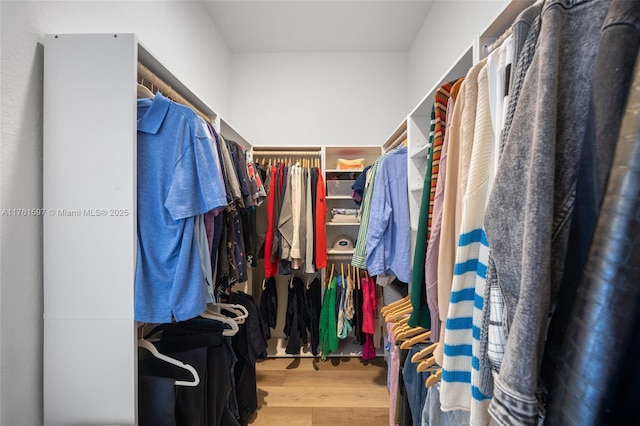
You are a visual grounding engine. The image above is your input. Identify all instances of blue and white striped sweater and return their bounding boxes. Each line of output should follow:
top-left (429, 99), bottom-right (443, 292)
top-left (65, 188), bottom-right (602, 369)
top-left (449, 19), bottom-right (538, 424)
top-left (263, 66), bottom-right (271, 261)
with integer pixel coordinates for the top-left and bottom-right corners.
top-left (439, 60), bottom-right (496, 425)
top-left (441, 227), bottom-right (491, 411)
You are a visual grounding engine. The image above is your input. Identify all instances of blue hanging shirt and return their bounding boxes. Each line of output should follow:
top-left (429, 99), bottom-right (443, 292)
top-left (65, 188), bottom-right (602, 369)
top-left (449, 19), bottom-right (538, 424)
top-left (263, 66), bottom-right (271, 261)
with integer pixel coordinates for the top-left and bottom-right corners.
top-left (135, 93), bottom-right (227, 323)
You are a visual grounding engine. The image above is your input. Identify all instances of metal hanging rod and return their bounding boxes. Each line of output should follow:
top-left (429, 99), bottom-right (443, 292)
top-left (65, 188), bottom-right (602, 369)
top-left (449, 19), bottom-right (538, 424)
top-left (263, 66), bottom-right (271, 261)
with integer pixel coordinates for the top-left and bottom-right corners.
top-left (137, 62), bottom-right (213, 124)
top-left (485, 25), bottom-right (513, 56)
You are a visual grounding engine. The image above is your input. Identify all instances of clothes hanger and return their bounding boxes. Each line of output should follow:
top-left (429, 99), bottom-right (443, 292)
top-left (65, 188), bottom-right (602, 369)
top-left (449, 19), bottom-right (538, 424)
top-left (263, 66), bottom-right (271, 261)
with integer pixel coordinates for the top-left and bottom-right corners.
top-left (137, 81), bottom-right (154, 99)
top-left (385, 302), bottom-right (413, 322)
top-left (399, 330), bottom-right (432, 350)
top-left (381, 295), bottom-right (411, 318)
top-left (392, 319), bottom-right (426, 341)
top-left (416, 356), bottom-right (436, 373)
top-left (306, 275), bottom-right (315, 291)
top-left (327, 264), bottom-right (335, 287)
top-left (207, 302), bottom-right (248, 324)
top-left (396, 325), bottom-right (430, 341)
top-left (138, 339), bottom-right (200, 387)
top-left (410, 342), bottom-right (438, 363)
top-left (199, 310), bottom-right (239, 337)
top-left (425, 369), bottom-right (442, 388)
top-left (392, 316), bottom-right (410, 334)
top-left (385, 295), bottom-right (412, 312)
top-left (347, 265), bottom-right (356, 291)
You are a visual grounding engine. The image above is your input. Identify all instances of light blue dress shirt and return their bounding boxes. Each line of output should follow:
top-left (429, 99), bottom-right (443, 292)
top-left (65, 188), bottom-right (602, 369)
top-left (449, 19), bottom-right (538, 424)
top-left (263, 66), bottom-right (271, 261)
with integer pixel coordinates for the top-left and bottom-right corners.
top-left (365, 147), bottom-right (411, 283)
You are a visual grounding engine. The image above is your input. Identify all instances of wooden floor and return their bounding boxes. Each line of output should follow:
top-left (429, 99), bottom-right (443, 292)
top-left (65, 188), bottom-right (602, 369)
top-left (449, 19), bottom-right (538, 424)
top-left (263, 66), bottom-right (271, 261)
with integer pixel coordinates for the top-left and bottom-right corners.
top-left (249, 356), bottom-right (390, 426)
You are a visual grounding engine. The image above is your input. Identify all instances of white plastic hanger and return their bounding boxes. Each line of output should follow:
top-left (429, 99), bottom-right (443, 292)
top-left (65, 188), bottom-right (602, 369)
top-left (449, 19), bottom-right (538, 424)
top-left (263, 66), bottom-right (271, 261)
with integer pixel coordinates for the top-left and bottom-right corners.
top-left (137, 339), bottom-right (200, 387)
top-left (199, 311), bottom-right (240, 337)
top-left (207, 302), bottom-right (249, 324)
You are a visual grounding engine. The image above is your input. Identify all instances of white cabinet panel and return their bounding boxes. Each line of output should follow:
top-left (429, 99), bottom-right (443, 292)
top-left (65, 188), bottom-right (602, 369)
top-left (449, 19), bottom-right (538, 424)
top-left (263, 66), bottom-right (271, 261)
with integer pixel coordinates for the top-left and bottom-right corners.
top-left (43, 318), bottom-right (136, 425)
top-left (43, 33), bottom-right (137, 319)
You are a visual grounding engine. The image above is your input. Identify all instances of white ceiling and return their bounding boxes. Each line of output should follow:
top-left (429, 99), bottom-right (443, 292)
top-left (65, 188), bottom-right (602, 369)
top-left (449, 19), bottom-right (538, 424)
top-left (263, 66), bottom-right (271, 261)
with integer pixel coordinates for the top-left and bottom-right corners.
top-left (202, 0), bottom-right (435, 53)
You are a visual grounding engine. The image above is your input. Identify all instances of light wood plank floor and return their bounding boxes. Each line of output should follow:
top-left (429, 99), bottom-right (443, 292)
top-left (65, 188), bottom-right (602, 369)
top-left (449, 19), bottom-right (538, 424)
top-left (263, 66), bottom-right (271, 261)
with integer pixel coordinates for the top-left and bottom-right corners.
top-left (249, 356), bottom-right (390, 426)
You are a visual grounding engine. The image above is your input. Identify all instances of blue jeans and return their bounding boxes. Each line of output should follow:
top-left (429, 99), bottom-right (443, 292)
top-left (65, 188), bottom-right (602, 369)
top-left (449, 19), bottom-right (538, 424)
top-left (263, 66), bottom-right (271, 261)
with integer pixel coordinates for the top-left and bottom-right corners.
top-left (421, 382), bottom-right (470, 426)
top-left (402, 344), bottom-right (430, 426)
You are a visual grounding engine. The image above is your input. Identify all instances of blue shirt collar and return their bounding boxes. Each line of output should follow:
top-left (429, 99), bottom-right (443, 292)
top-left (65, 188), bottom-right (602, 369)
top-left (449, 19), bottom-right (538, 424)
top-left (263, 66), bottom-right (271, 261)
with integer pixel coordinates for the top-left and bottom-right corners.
top-left (137, 92), bottom-right (171, 134)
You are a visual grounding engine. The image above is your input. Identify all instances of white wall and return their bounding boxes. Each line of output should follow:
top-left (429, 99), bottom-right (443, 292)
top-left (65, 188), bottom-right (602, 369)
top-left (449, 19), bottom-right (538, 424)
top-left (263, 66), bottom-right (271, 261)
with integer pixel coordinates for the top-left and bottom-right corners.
top-left (0, 2), bottom-right (230, 424)
top-left (229, 52), bottom-right (408, 147)
top-left (408, 0), bottom-right (508, 110)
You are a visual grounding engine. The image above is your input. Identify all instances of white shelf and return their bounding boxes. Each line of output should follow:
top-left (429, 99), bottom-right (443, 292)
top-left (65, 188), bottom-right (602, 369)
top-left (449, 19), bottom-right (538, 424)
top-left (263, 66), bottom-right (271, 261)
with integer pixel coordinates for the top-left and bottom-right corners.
top-left (327, 249), bottom-right (355, 255)
top-left (327, 222), bottom-right (360, 226)
top-left (326, 195), bottom-right (354, 200)
top-left (410, 143), bottom-right (430, 159)
top-left (409, 45), bottom-right (474, 118)
top-left (326, 168), bottom-right (364, 173)
top-left (218, 116), bottom-right (251, 149)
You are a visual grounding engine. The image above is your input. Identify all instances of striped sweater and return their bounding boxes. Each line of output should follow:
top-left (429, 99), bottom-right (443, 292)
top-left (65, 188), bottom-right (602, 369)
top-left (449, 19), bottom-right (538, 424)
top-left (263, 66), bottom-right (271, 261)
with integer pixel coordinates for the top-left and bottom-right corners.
top-left (441, 62), bottom-right (496, 422)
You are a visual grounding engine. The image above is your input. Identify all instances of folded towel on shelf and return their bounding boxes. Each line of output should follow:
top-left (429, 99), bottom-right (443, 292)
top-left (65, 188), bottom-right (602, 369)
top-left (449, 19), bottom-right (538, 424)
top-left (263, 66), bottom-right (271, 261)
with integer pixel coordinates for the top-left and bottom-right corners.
top-left (336, 158), bottom-right (365, 170)
top-left (331, 208), bottom-right (359, 216)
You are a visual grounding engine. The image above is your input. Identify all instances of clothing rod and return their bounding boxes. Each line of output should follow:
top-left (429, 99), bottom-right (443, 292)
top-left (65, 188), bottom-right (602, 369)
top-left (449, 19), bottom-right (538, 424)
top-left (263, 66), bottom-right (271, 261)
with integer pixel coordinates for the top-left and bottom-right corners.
top-left (137, 62), bottom-right (213, 124)
top-left (252, 150), bottom-right (321, 157)
top-left (386, 129), bottom-right (408, 152)
top-left (485, 25), bottom-right (513, 55)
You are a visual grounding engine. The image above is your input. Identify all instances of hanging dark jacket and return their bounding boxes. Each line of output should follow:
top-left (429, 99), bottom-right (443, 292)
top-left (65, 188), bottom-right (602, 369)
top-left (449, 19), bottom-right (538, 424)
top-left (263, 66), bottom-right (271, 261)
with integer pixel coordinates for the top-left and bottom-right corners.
top-left (283, 276), bottom-right (307, 354)
top-left (259, 276), bottom-right (278, 339)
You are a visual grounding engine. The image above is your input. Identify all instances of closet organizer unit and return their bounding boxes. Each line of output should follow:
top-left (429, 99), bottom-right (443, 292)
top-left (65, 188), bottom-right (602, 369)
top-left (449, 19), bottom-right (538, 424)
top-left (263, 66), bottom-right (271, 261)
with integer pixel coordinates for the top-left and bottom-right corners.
top-left (325, 146), bottom-right (386, 356)
top-left (324, 145), bottom-right (381, 257)
top-left (250, 146), bottom-right (389, 357)
top-left (43, 33), bottom-right (251, 425)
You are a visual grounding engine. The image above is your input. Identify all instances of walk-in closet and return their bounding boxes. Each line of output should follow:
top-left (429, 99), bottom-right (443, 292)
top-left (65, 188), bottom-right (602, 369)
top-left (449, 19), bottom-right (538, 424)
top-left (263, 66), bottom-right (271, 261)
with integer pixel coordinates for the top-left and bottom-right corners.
top-left (2, 0), bottom-right (640, 425)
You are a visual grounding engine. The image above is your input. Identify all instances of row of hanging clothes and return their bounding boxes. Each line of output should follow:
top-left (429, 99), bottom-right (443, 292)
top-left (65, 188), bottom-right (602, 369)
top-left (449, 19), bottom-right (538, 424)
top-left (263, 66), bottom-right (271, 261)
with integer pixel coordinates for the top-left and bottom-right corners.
top-left (135, 88), bottom-right (267, 323)
top-left (350, 142), bottom-right (412, 286)
top-left (381, 0), bottom-right (640, 425)
top-left (137, 298), bottom-right (266, 426)
top-left (251, 151), bottom-right (329, 277)
top-left (259, 260), bottom-right (386, 358)
top-left (253, 149), bottom-right (400, 359)
top-left (135, 79), bottom-right (269, 425)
